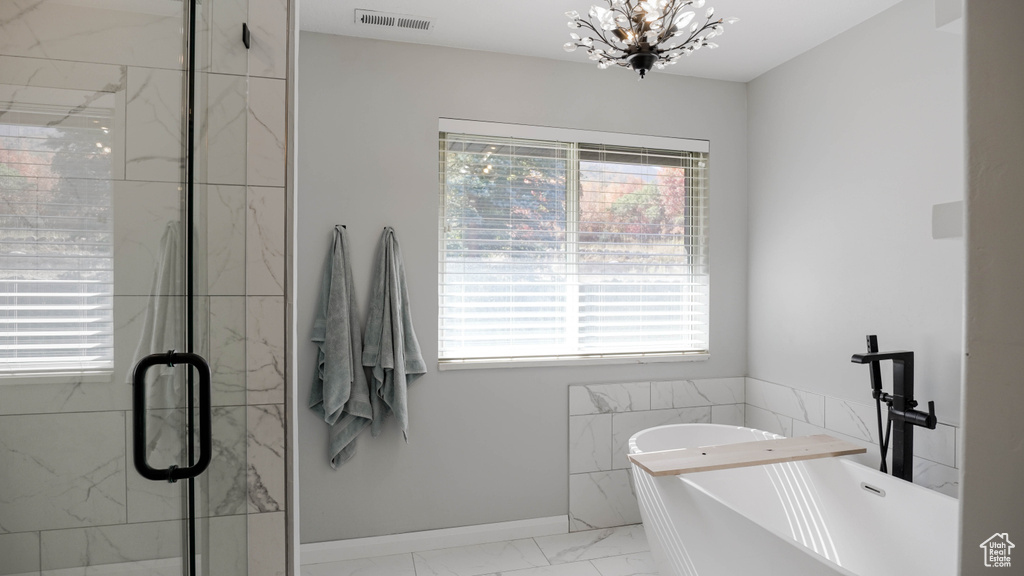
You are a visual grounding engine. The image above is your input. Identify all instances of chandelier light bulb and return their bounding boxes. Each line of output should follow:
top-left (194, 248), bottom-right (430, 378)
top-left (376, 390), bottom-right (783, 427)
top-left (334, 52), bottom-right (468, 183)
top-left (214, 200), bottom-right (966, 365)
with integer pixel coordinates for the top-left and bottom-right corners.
top-left (562, 0), bottom-right (736, 79)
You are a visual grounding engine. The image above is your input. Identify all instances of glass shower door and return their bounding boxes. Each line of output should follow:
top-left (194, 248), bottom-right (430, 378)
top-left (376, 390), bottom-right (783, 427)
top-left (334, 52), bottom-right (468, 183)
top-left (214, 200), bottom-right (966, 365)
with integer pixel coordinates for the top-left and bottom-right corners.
top-left (0, 1), bottom-right (250, 575)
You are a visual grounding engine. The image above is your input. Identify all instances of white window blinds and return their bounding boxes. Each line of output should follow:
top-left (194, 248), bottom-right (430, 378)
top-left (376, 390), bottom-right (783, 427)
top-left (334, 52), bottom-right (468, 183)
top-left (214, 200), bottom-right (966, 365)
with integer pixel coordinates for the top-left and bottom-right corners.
top-left (0, 101), bottom-right (115, 376)
top-left (439, 128), bottom-right (709, 363)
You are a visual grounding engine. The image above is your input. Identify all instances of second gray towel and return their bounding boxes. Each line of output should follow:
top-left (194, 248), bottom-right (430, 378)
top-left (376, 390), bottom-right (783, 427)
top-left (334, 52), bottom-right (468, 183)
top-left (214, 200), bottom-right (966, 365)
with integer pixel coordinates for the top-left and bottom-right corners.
top-left (309, 225), bottom-right (372, 468)
top-left (363, 227), bottom-right (426, 439)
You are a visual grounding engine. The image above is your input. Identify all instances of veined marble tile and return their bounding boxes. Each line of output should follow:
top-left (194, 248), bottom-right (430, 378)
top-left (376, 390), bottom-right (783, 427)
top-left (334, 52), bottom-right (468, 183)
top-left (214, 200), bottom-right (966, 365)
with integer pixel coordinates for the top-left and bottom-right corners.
top-left (745, 378), bottom-right (825, 427)
top-left (124, 405), bottom-right (247, 522)
top-left (0, 55), bottom-right (125, 92)
top-left (248, 404), bottom-right (285, 513)
top-left (650, 378), bottom-right (744, 410)
top-left (205, 407), bottom-right (249, 518)
top-left (40, 520), bottom-right (181, 570)
top-left (913, 457), bottom-right (959, 498)
top-left (711, 403), bottom-right (745, 426)
top-left (210, 296), bottom-right (247, 406)
top-left (0, 1), bottom-right (183, 69)
top-left (589, 552), bottom-right (657, 576)
top-left (0, 412), bottom-right (126, 533)
top-left (249, 0), bottom-right (289, 79)
top-left (649, 381), bottom-right (673, 410)
top-left (568, 471), bottom-right (641, 532)
top-left (247, 296), bottom-right (285, 405)
top-left (247, 187), bottom-right (286, 296)
top-left (202, 73), bottom-right (247, 186)
top-left (125, 67), bottom-right (184, 182)
top-left (744, 404), bottom-right (793, 437)
top-left (249, 512), bottom-right (286, 576)
top-left (913, 423), bottom-right (957, 468)
top-left (0, 532), bottom-right (40, 576)
top-left (412, 538), bottom-right (549, 576)
top-left (132, 407), bottom-right (188, 512)
top-left (569, 414), bottom-right (613, 474)
top-left (0, 372), bottom-right (123, 417)
top-left (206, 185), bottom-right (247, 295)
top-left (40, 558), bottom-right (182, 576)
top-left (208, 0), bottom-right (249, 76)
top-left (204, 514), bottom-right (248, 576)
top-left (302, 553), bottom-right (416, 576)
top-left (569, 383), bottom-right (650, 416)
top-left (124, 407), bottom-right (185, 523)
top-left (480, 561), bottom-right (600, 576)
top-left (824, 398), bottom-right (878, 443)
top-left (112, 181), bottom-right (183, 296)
top-left (247, 77), bottom-right (287, 187)
top-left (534, 525), bottom-right (649, 564)
top-left (610, 407), bottom-right (711, 470)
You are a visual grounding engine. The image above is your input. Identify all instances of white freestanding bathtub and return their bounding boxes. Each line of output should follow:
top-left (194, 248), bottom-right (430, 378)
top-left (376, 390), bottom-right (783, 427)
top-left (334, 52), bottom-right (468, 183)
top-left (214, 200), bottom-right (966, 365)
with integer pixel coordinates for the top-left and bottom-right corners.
top-left (629, 424), bottom-right (957, 576)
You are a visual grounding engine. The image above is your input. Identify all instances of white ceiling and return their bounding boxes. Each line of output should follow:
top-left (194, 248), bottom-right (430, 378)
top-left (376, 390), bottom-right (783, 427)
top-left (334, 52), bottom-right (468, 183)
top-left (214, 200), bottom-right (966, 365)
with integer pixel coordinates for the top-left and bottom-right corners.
top-left (299, 0), bottom-right (905, 82)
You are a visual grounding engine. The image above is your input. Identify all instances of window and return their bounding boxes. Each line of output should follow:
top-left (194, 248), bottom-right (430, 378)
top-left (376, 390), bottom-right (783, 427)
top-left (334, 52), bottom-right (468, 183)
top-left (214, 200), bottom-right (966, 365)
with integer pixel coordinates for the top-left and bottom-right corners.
top-left (438, 121), bottom-right (709, 365)
top-left (0, 91), bottom-right (115, 377)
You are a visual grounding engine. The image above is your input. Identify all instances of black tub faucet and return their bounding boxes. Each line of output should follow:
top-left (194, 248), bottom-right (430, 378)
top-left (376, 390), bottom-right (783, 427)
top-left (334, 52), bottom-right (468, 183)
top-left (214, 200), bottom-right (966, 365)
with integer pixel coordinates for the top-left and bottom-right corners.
top-left (851, 335), bottom-right (937, 482)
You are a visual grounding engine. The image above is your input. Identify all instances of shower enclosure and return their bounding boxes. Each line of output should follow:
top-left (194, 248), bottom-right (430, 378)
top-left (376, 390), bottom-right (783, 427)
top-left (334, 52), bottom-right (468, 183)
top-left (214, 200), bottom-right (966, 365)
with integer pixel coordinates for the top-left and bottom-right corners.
top-left (0, 0), bottom-right (289, 575)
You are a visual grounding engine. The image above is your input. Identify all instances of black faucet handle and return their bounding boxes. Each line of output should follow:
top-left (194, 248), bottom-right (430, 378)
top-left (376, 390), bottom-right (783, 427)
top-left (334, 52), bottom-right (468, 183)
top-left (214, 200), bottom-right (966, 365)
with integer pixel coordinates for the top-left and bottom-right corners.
top-left (925, 400), bottom-right (937, 429)
top-left (902, 400), bottom-right (938, 429)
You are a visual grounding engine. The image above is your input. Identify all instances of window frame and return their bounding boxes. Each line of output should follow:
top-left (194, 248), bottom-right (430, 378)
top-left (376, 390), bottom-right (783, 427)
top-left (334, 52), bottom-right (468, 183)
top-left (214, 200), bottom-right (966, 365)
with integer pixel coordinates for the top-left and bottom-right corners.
top-left (437, 119), bottom-right (711, 370)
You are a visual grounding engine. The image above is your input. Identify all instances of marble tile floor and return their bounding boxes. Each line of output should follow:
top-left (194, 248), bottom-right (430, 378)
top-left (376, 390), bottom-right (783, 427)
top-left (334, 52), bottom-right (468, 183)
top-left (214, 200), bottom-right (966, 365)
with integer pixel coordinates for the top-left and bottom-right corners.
top-left (302, 524), bottom-right (657, 576)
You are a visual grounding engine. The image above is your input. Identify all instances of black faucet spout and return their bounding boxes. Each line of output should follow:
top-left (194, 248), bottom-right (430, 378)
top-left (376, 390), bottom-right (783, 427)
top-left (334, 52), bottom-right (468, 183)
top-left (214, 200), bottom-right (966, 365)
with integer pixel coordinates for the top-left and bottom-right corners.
top-left (851, 351), bottom-right (914, 364)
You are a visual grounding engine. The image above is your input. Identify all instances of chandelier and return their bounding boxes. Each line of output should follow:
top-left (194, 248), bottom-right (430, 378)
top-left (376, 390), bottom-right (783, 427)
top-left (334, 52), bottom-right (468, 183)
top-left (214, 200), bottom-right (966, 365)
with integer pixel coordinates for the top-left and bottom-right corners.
top-left (564, 0), bottom-right (737, 79)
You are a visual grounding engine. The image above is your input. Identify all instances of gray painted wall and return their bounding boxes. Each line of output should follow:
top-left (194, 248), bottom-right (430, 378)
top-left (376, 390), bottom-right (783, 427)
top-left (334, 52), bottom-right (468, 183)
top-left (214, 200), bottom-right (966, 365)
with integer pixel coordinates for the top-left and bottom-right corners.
top-left (296, 33), bottom-right (749, 543)
top-left (746, 0), bottom-right (964, 425)
top-left (960, 1), bottom-right (1024, 572)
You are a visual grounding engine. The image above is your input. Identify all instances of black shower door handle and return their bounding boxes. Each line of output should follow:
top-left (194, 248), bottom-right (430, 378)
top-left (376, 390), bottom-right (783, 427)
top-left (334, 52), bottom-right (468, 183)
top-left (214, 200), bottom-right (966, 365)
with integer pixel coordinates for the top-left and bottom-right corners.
top-left (132, 351), bottom-right (212, 483)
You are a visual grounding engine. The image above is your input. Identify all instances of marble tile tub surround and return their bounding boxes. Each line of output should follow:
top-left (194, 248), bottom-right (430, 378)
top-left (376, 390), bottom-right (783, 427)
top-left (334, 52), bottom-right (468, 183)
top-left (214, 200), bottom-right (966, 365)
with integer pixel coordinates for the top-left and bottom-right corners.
top-left (302, 525), bottom-right (655, 576)
top-left (744, 377), bottom-right (960, 497)
top-left (567, 378), bottom-right (745, 532)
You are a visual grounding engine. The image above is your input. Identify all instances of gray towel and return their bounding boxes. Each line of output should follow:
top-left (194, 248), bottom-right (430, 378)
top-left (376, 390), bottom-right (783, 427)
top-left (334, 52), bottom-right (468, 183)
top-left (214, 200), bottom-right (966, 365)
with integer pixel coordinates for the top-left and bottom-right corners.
top-left (363, 227), bottom-right (426, 439)
top-left (309, 226), bottom-right (372, 468)
top-left (129, 222), bottom-right (183, 406)
top-left (129, 222), bottom-right (184, 464)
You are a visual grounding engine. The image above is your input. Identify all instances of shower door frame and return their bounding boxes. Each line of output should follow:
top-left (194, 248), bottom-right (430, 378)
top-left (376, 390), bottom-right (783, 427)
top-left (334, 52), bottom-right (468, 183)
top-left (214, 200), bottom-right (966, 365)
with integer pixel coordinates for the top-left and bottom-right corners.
top-left (0, 0), bottom-right (265, 573)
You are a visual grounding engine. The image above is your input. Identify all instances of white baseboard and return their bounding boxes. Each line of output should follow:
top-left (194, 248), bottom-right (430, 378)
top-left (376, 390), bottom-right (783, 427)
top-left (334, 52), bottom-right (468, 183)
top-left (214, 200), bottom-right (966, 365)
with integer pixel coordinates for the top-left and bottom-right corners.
top-left (300, 515), bottom-right (569, 565)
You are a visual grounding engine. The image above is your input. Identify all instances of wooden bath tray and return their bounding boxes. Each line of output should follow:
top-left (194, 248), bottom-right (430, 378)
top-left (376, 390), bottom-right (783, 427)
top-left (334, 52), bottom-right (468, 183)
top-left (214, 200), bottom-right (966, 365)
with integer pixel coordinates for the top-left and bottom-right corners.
top-left (628, 434), bottom-right (866, 476)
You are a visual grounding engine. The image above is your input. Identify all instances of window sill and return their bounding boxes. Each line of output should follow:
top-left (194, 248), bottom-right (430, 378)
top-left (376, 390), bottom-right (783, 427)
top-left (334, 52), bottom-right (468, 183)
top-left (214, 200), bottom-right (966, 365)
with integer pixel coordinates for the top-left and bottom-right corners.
top-left (437, 352), bottom-right (710, 371)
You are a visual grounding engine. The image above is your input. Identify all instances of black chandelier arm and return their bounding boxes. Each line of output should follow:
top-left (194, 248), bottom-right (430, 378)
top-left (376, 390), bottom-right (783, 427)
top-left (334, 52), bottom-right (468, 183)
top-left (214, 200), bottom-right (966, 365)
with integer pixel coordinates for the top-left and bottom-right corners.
top-left (675, 17), bottom-right (720, 51)
top-left (620, 1), bottom-right (643, 45)
top-left (576, 18), bottom-right (619, 51)
top-left (660, 2), bottom-right (694, 43)
top-left (576, 18), bottom-right (630, 57)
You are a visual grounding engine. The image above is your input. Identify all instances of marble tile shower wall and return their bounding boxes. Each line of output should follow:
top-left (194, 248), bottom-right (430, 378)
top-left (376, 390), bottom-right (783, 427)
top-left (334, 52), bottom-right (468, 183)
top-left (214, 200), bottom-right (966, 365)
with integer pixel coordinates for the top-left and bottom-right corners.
top-left (743, 377), bottom-right (960, 497)
top-left (567, 379), bottom-right (745, 532)
top-left (0, 1), bottom-right (289, 575)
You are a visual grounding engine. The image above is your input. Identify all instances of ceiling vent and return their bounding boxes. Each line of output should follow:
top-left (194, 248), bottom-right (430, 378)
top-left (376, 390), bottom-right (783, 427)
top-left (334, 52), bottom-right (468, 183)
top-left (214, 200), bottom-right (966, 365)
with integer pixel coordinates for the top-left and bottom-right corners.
top-left (354, 9), bottom-right (434, 33)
